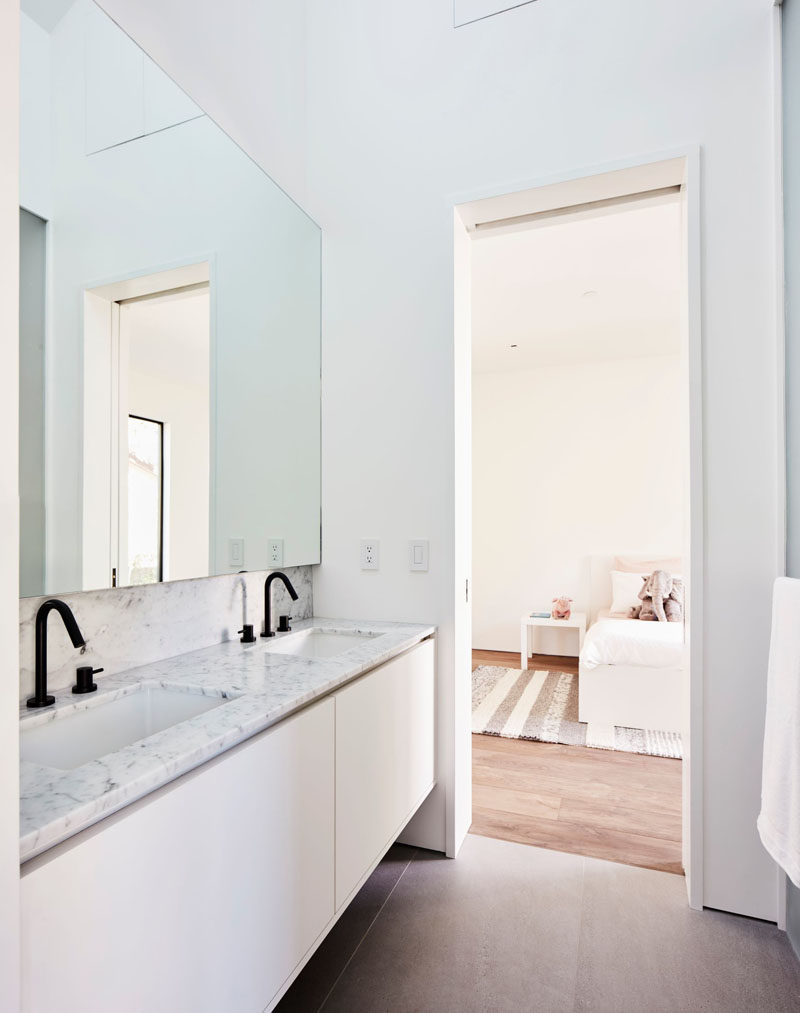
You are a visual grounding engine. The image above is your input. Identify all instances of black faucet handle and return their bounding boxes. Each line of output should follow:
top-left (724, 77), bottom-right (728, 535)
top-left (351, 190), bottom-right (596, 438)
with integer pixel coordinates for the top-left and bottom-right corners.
top-left (238, 624), bottom-right (256, 644)
top-left (72, 666), bottom-right (103, 695)
top-left (277, 615), bottom-right (293, 633)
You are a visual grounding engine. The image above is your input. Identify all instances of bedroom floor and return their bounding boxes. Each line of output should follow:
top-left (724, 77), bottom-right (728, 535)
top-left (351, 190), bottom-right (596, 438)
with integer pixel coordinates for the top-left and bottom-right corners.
top-left (471, 649), bottom-right (683, 875)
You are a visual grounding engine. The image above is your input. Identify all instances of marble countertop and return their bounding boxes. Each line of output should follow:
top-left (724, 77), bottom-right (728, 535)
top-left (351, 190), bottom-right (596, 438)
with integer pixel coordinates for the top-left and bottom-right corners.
top-left (19, 617), bottom-right (435, 863)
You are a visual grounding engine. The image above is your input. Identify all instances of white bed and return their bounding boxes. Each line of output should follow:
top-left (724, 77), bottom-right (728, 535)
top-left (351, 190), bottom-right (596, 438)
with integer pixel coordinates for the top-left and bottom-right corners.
top-left (578, 556), bottom-right (686, 734)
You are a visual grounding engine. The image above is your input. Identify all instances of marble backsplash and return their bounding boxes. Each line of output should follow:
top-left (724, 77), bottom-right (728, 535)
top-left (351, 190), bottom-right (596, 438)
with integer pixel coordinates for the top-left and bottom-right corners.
top-left (19, 566), bottom-right (313, 701)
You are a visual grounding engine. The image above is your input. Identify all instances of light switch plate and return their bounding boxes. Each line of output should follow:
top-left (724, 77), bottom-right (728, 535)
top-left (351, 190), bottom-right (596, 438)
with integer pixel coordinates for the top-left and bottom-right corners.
top-left (228, 537), bottom-right (244, 567)
top-left (360, 540), bottom-right (379, 570)
top-left (268, 538), bottom-right (284, 567)
top-left (409, 540), bottom-right (429, 572)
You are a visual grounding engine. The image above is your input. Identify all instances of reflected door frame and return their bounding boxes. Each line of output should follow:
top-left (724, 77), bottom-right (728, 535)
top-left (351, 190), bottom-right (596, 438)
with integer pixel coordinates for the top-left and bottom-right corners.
top-left (113, 299), bottom-right (127, 586)
top-left (114, 307), bottom-right (169, 587)
top-left (85, 293), bottom-right (136, 588)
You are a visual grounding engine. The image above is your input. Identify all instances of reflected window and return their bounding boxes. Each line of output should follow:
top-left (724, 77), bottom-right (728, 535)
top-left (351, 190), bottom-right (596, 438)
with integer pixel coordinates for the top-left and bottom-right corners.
top-left (128, 415), bottom-right (163, 585)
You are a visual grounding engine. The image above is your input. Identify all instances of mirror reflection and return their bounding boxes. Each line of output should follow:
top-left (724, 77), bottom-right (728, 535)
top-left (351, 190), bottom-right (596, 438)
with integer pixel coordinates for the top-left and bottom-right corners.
top-left (19, 0), bottom-right (321, 598)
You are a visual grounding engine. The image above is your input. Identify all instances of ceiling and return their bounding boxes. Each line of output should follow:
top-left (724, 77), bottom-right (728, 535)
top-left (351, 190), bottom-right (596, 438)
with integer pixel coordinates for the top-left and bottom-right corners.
top-left (471, 199), bottom-right (682, 374)
top-left (126, 288), bottom-right (210, 392)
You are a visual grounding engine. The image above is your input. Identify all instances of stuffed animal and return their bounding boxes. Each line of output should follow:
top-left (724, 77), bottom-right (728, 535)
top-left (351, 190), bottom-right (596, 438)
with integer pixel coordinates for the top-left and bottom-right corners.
top-left (664, 576), bottom-right (684, 622)
top-left (629, 571), bottom-right (684, 622)
top-left (630, 571), bottom-right (666, 620)
top-left (551, 595), bottom-right (573, 620)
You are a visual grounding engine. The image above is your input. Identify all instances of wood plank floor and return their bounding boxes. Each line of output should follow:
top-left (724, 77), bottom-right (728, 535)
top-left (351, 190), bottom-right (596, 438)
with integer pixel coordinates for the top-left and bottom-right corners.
top-left (472, 647), bottom-right (579, 674)
top-left (471, 649), bottom-right (683, 875)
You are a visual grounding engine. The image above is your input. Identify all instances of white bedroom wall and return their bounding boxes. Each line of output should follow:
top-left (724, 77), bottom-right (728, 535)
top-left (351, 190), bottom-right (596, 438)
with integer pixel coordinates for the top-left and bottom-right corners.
top-left (1, 1), bottom-right (21, 1007)
top-left (472, 354), bottom-right (684, 654)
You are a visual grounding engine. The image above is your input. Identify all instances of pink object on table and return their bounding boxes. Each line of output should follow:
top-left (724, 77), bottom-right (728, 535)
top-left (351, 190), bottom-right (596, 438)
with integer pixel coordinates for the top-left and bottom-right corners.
top-left (551, 596), bottom-right (573, 620)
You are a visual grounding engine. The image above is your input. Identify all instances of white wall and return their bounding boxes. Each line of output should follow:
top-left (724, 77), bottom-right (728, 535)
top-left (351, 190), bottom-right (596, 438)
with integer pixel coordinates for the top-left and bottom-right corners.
top-left (19, 12), bottom-right (50, 219)
top-left (455, 1), bottom-right (537, 28)
top-left (473, 355), bottom-right (684, 653)
top-left (302, 0), bottom-right (781, 918)
top-left (73, 0), bottom-right (782, 918)
top-left (1, 2), bottom-right (21, 1007)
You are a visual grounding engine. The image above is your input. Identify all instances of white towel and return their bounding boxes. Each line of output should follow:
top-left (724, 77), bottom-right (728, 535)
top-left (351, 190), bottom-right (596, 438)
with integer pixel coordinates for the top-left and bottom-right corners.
top-left (757, 577), bottom-right (800, 887)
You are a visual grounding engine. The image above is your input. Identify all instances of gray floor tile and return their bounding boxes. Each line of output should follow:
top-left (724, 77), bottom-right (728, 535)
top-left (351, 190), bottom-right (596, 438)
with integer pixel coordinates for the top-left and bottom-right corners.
top-left (277, 844), bottom-right (418, 1012)
top-left (321, 834), bottom-right (585, 1012)
top-left (575, 857), bottom-right (800, 1012)
top-left (283, 833), bottom-right (800, 1013)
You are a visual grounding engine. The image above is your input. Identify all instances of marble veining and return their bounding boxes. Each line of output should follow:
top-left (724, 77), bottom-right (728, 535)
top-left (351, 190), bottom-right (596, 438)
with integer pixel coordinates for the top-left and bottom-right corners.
top-left (19, 617), bottom-right (435, 862)
top-left (19, 565), bottom-right (313, 700)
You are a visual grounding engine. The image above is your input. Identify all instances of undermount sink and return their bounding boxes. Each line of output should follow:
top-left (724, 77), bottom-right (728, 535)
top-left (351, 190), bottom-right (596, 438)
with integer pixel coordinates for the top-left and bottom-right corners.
top-left (20, 684), bottom-right (232, 771)
top-left (264, 628), bottom-right (377, 660)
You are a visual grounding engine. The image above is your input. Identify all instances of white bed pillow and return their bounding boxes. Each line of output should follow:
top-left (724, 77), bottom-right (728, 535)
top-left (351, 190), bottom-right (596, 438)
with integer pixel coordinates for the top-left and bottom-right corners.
top-left (608, 570), bottom-right (648, 616)
top-left (608, 568), bottom-right (685, 617)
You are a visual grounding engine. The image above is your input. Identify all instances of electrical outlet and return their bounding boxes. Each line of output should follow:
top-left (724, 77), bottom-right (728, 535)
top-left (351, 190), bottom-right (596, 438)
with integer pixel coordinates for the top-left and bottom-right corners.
top-left (360, 539), bottom-right (379, 570)
top-left (268, 538), bottom-right (284, 567)
top-left (228, 538), bottom-right (244, 567)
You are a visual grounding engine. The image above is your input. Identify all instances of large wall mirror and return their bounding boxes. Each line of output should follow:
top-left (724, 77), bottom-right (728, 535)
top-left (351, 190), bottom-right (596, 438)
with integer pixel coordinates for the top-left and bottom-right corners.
top-left (19, 0), bottom-right (321, 597)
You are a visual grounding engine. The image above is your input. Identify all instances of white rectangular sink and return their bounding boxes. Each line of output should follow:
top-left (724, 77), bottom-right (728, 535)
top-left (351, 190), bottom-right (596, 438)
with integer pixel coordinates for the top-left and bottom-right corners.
top-left (21, 685), bottom-right (231, 771)
top-left (264, 628), bottom-right (377, 660)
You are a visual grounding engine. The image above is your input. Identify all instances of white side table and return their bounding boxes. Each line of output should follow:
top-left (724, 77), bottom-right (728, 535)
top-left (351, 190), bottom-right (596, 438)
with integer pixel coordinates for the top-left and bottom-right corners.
top-left (520, 612), bottom-right (587, 670)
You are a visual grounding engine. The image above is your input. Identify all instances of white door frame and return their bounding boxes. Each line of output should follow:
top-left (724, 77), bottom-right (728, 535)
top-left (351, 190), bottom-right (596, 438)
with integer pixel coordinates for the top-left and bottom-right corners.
top-left (451, 148), bottom-right (704, 909)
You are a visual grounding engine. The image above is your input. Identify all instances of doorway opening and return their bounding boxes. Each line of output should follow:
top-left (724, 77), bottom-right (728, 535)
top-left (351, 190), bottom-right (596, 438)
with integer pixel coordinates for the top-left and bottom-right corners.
top-left (454, 155), bottom-right (701, 903)
top-left (82, 262), bottom-right (211, 591)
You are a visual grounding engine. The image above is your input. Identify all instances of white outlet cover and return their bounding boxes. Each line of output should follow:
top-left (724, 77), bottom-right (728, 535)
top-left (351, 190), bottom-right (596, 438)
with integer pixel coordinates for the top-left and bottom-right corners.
top-left (268, 538), bottom-right (284, 566)
top-left (360, 539), bottom-right (379, 570)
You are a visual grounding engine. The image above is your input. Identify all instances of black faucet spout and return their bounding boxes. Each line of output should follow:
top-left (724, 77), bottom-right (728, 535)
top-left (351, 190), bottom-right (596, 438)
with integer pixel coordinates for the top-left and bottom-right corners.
top-left (28, 599), bottom-right (87, 708)
top-left (262, 572), bottom-right (299, 638)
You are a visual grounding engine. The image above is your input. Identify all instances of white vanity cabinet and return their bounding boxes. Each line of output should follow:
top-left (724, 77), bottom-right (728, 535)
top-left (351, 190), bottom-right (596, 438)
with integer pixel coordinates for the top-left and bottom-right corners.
top-left (20, 638), bottom-right (435, 1013)
top-left (335, 638), bottom-right (436, 908)
top-left (21, 698), bottom-right (336, 1013)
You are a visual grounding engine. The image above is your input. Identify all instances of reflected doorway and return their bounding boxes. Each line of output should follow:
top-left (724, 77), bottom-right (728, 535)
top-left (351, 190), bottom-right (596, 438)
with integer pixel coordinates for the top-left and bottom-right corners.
top-left (82, 263), bottom-right (211, 590)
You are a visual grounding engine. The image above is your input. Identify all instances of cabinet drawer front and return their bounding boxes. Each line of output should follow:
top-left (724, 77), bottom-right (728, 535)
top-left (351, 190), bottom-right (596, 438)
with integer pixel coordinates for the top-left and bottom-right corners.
top-left (22, 698), bottom-right (335, 1013)
top-left (335, 640), bottom-right (435, 908)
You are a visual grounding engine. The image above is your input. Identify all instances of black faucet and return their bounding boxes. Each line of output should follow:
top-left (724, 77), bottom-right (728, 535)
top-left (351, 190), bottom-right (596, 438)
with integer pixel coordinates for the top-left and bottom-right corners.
top-left (262, 572), bottom-right (299, 638)
top-left (28, 599), bottom-right (87, 708)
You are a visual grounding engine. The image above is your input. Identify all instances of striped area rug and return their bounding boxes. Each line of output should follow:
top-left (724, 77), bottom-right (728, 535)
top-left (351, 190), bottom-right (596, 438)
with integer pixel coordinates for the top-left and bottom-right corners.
top-left (472, 666), bottom-right (682, 760)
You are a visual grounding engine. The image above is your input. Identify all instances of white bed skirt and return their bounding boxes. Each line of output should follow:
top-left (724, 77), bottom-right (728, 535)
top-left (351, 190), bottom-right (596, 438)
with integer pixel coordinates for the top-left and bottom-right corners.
top-left (578, 661), bottom-right (685, 734)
